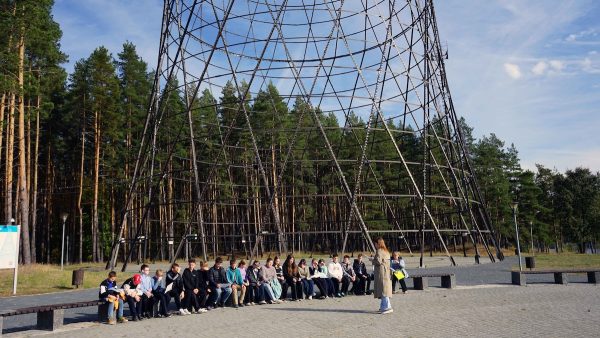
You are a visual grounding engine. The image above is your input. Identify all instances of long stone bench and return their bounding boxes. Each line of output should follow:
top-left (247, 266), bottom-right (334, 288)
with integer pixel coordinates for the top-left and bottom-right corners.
top-left (511, 269), bottom-right (600, 286)
top-left (0, 300), bottom-right (101, 336)
top-left (410, 273), bottom-right (456, 290)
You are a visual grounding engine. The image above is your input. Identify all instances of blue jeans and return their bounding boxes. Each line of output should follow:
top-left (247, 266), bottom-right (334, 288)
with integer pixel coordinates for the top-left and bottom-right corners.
top-left (210, 285), bottom-right (232, 306)
top-left (379, 296), bottom-right (391, 311)
top-left (107, 298), bottom-right (124, 319)
top-left (301, 279), bottom-right (314, 298)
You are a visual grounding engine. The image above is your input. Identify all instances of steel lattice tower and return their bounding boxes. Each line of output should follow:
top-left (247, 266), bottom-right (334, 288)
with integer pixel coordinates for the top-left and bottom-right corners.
top-left (108, 0), bottom-right (502, 271)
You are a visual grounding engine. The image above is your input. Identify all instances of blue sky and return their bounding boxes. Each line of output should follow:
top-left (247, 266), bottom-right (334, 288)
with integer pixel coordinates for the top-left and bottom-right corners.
top-left (52, 0), bottom-right (600, 173)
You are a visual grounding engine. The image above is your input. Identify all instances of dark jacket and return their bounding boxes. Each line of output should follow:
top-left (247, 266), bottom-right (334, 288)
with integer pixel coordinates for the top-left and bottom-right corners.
top-left (166, 270), bottom-right (183, 292)
top-left (99, 278), bottom-right (118, 300)
top-left (353, 260), bottom-right (368, 277)
top-left (246, 266), bottom-right (263, 286)
top-left (208, 266), bottom-right (228, 287)
top-left (198, 269), bottom-right (210, 291)
top-left (182, 268), bottom-right (199, 291)
top-left (121, 277), bottom-right (136, 290)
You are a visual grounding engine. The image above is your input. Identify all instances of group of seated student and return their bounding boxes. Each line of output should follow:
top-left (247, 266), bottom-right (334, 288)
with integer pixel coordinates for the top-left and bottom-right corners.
top-left (99, 252), bottom-right (406, 324)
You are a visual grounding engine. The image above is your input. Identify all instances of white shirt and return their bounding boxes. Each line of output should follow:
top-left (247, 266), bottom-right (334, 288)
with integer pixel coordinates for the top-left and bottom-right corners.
top-left (327, 261), bottom-right (343, 279)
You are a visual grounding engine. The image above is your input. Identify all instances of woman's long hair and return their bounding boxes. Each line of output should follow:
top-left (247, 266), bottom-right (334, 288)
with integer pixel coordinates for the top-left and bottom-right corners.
top-left (284, 254), bottom-right (297, 275)
top-left (274, 256), bottom-right (281, 268)
top-left (376, 237), bottom-right (389, 253)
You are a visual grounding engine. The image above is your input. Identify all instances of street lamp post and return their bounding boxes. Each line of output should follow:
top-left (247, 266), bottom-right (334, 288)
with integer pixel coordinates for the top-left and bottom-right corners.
top-left (511, 203), bottom-right (522, 271)
top-left (529, 221), bottom-right (534, 255)
top-left (60, 213), bottom-right (69, 271)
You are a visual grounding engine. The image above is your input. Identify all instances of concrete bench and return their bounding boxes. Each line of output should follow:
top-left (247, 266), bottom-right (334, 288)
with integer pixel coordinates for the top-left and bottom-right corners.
top-left (410, 273), bottom-right (456, 290)
top-left (511, 269), bottom-right (600, 286)
top-left (0, 300), bottom-right (101, 336)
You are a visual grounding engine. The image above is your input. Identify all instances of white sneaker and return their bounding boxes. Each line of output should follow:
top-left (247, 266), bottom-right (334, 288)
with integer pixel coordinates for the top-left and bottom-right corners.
top-left (198, 308), bottom-right (208, 313)
top-left (381, 308), bottom-right (394, 314)
top-left (308, 296), bottom-right (312, 300)
top-left (179, 308), bottom-right (187, 315)
top-left (184, 309), bottom-right (192, 315)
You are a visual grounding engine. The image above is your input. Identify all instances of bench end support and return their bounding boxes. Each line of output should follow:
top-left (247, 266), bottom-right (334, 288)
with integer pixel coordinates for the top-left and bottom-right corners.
top-left (441, 275), bottom-right (456, 289)
top-left (587, 271), bottom-right (599, 284)
top-left (413, 276), bottom-right (428, 290)
top-left (512, 271), bottom-right (526, 286)
top-left (37, 309), bottom-right (64, 331)
top-left (554, 272), bottom-right (568, 285)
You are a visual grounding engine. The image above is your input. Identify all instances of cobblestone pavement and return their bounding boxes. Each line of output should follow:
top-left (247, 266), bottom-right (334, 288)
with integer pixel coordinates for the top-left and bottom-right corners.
top-left (0, 257), bottom-right (600, 336)
top-left (5, 284), bottom-right (599, 338)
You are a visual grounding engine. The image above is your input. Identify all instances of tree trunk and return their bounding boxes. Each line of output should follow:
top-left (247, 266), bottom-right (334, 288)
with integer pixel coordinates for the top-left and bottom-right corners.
top-left (77, 109), bottom-right (86, 263)
top-left (0, 93), bottom-right (5, 211)
top-left (5, 92), bottom-right (16, 223)
top-left (92, 110), bottom-right (101, 262)
top-left (17, 30), bottom-right (31, 264)
top-left (2, 3), bottom-right (16, 224)
top-left (30, 95), bottom-right (41, 263)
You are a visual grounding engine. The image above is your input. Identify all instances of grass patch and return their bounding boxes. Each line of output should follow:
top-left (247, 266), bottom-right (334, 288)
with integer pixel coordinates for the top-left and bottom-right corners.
top-left (512, 253), bottom-right (600, 270)
top-left (0, 263), bottom-right (110, 297)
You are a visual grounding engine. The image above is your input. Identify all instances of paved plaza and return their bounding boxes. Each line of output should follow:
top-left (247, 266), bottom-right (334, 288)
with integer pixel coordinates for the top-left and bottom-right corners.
top-left (1, 257), bottom-right (599, 337)
top-left (4, 284), bottom-right (599, 338)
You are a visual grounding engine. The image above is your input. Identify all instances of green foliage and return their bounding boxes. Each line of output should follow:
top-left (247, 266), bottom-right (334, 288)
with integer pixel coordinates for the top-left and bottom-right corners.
top-left (2, 0), bottom-right (599, 262)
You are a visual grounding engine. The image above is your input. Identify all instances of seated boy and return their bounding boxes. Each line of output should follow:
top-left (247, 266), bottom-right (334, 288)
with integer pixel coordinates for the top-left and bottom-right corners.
top-left (353, 254), bottom-right (372, 295)
top-left (122, 273), bottom-right (143, 321)
top-left (152, 269), bottom-right (172, 317)
top-left (208, 257), bottom-right (232, 308)
top-left (166, 263), bottom-right (187, 315)
top-left (99, 271), bottom-right (128, 325)
top-left (245, 260), bottom-right (265, 305)
top-left (341, 255), bottom-right (356, 296)
top-left (226, 259), bottom-right (245, 308)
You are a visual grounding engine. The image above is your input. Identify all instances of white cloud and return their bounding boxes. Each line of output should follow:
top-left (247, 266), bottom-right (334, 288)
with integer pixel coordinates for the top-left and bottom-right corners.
top-left (436, 0), bottom-right (600, 172)
top-left (504, 63), bottom-right (522, 79)
top-left (532, 60), bottom-right (564, 76)
top-left (581, 57), bottom-right (600, 74)
top-left (565, 28), bottom-right (598, 43)
top-left (549, 60), bottom-right (564, 71)
top-left (532, 61), bottom-right (548, 75)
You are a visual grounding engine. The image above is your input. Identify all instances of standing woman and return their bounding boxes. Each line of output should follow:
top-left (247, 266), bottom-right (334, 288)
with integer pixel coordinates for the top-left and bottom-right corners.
top-left (371, 237), bottom-right (393, 314)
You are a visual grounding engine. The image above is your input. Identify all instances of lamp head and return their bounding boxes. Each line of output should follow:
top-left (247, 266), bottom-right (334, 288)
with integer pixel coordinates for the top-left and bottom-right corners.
top-left (511, 202), bottom-right (518, 211)
top-left (60, 212), bottom-right (69, 222)
top-left (10, 218), bottom-right (15, 224)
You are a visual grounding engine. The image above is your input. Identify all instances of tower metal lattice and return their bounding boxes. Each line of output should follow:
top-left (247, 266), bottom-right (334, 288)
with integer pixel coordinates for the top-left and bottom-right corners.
top-left (108, 0), bottom-right (503, 271)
